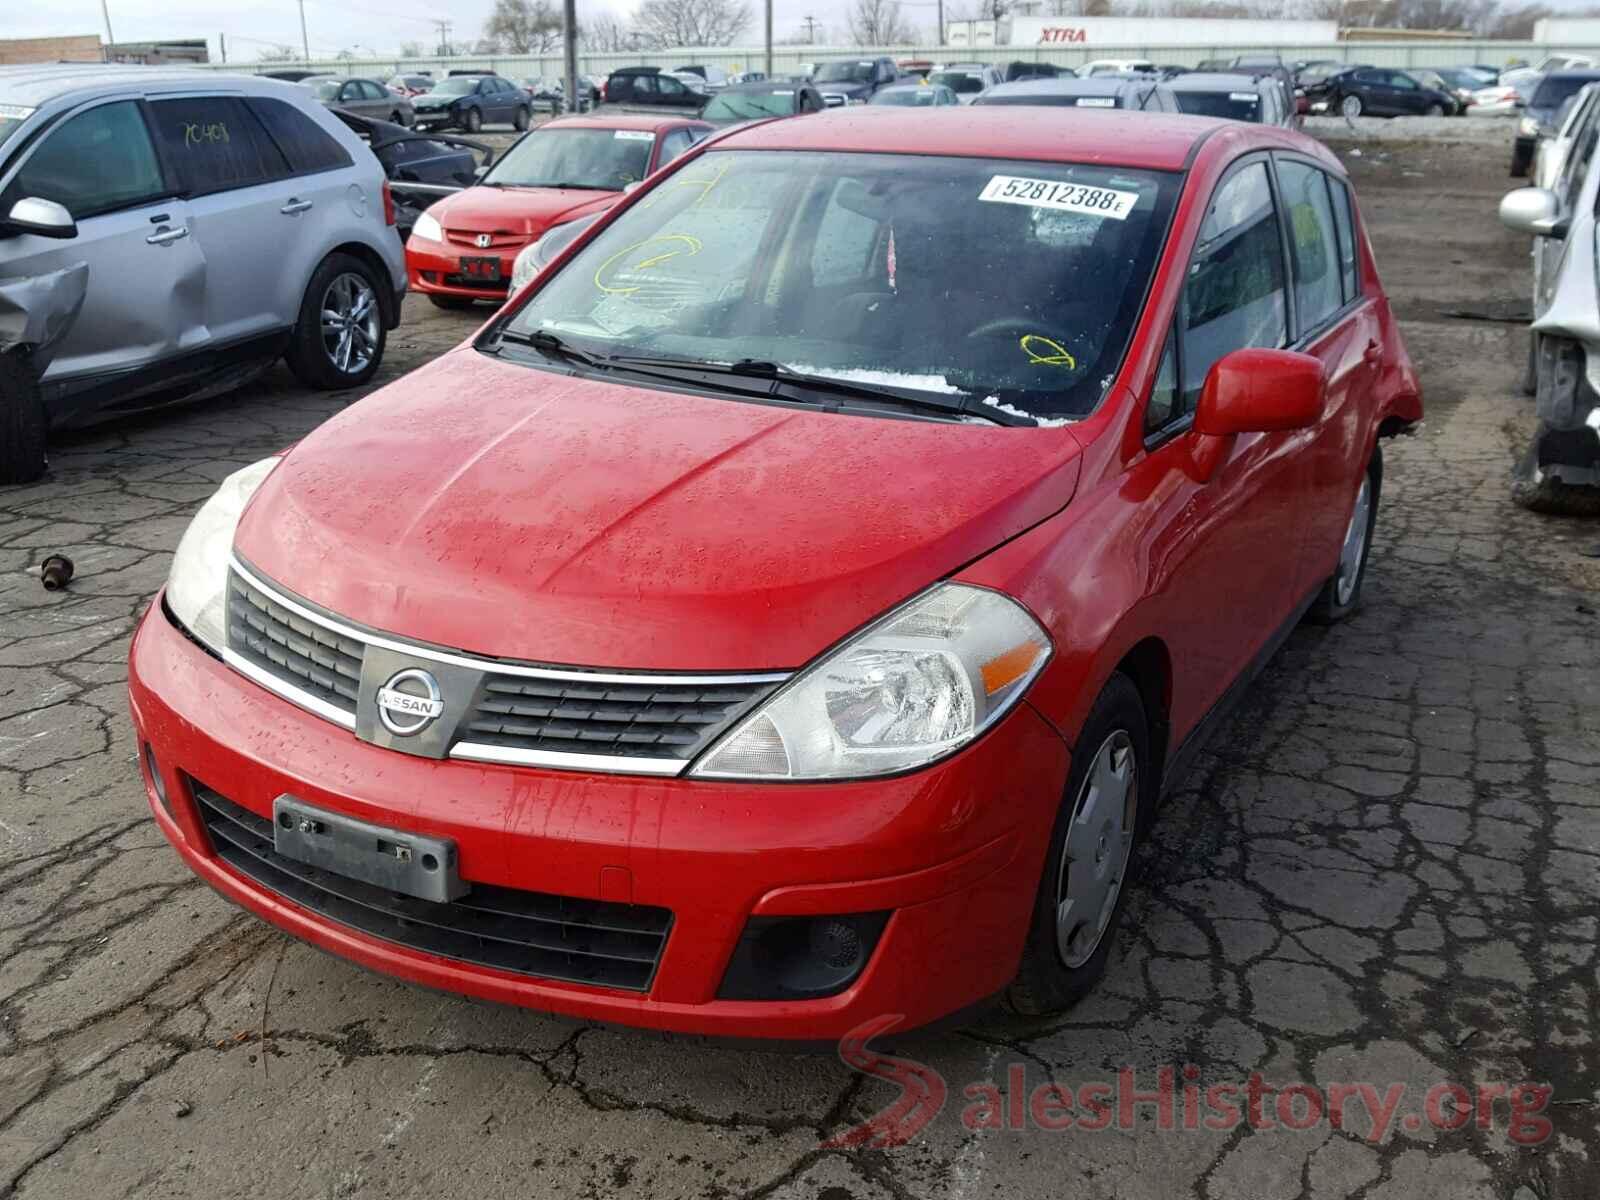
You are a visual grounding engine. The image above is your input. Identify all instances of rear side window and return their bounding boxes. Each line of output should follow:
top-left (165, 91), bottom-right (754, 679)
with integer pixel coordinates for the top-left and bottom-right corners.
top-left (1180, 161), bottom-right (1287, 409)
top-left (246, 97), bottom-right (352, 176)
top-left (9, 101), bottom-right (167, 219)
top-left (1328, 176), bottom-right (1361, 303)
top-left (1277, 160), bottom-right (1343, 333)
top-left (151, 97), bottom-right (290, 196)
top-left (657, 128), bottom-right (693, 167)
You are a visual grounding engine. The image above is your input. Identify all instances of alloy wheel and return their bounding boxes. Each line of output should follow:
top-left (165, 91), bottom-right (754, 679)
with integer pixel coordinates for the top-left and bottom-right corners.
top-left (1335, 475), bottom-right (1372, 607)
top-left (1055, 730), bottom-right (1138, 969)
top-left (1341, 94), bottom-right (1362, 118)
top-left (320, 273), bottom-right (380, 376)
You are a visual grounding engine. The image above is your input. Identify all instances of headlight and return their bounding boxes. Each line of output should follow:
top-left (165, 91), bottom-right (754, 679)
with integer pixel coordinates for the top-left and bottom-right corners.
top-left (510, 239), bottom-right (542, 293)
top-left (1520, 116), bottom-right (1538, 136)
top-left (412, 210), bottom-right (443, 242)
top-left (165, 458), bottom-right (278, 653)
top-left (691, 584), bottom-right (1050, 780)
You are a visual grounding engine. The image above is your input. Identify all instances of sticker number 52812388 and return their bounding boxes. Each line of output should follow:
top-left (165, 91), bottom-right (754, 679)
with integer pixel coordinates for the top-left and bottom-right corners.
top-left (978, 175), bottom-right (1139, 220)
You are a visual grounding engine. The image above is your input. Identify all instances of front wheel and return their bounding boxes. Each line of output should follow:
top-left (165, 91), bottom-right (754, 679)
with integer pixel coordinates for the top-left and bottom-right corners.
top-left (1007, 673), bottom-right (1154, 1016)
top-left (0, 349), bottom-right (48, 486)
top-left (513, 105), bottom-right (530, 131)
top-left (463, 107), bottom-right (482, 133)
top-left (1425, 102), bottom-right (1444, 117)
top-left (1306, 449), bottom-right (1382, 624)
top-left (284, 253), bottom-right (387, 390)
top-left (1341, 93), bottom-right (1363, 118)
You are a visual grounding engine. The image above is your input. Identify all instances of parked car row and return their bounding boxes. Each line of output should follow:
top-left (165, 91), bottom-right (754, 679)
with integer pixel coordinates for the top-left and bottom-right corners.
top-left (122, 95), bottom-right (1422, 1041)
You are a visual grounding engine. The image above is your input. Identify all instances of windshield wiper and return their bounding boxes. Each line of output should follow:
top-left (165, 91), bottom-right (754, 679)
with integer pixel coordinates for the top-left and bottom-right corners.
top-left (544, 182), bottom-right (615, 191)
top-left (495, 328), bottom-right (608, 369)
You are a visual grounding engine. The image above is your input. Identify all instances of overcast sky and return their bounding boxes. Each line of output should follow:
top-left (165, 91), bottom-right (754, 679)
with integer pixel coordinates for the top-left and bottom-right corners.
top-left (10, 0), bottom-right (880, 62)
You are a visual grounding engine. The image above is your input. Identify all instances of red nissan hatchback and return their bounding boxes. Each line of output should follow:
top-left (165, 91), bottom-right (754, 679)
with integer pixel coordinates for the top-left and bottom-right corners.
top-left (131, 109), bottom-right (1420, 1039)
top-left (405, 112), bottom-right (710, 307)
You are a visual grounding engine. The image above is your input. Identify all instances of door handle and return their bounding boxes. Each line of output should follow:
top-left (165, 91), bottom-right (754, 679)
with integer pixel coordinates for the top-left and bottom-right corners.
top-left (280, 199), bottom-right (314, 215)
top-left (145, 226), bottom-right (189, 245)
top-left (1363, 339), bottom-right (1383, 366)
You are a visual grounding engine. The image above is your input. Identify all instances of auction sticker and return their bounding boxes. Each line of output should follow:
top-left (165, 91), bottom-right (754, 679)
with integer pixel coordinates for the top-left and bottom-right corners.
top-left (614, 130), bottom-right (654, 140)
top-left (979, 175), bottom-right (1138, 220)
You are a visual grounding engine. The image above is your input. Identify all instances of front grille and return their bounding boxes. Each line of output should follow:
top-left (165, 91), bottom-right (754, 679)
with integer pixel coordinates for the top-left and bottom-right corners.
top-left (463, 676), bottom-right (774, 761)
top-left (193, 782), bottom-right (672, 991)
top-left (227, 572), bottom-right (363, 716)
top-left (445, 230), bottom-right (522, 249)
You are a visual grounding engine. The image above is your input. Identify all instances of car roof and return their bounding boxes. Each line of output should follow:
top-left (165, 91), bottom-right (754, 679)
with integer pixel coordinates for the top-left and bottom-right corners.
top-left (982, 77), bottom-right (1139, 99)
top-left (0, 63), bottom-right (298, 108)
top-left (1167, 72), bottom-right (1265, 93)
top-left (541, 112), bottom-right (704, 133)
top-left (715, 106), bottom-right (1247, 171)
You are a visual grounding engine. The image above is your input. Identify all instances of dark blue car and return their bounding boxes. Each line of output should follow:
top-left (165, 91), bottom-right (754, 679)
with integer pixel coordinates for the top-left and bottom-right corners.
top-left (411, 74), bottom-right (531, 133)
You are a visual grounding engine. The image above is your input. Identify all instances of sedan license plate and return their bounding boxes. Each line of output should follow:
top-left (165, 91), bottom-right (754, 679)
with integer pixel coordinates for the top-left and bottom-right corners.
top-left (459, 255), bottom-right (501, 282)
top-left (272, 795), bottom-right (467, 902)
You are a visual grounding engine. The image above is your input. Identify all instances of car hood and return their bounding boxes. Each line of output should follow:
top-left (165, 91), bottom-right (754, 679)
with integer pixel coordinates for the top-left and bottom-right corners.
top-left (235, 349), bottom-right (1083, 671)
top-left (428, 186), bottom-right (620, 237)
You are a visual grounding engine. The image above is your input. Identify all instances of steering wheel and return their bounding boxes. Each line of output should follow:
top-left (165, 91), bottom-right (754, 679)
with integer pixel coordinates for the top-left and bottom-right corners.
top-left (964, 316), bottom-right (1085, 371)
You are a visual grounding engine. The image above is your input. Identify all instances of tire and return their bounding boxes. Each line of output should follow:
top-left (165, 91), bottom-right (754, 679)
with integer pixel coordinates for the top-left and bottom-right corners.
top-left (1306, 448), bottom-right (1382, 625)
top-left (427, 294), bottom-right (478, 311)
top-left (1425, 103), bottom-right (1444, 117)
top-left (513, 105), bottom-right (530, 131)
top-left (1006, 673), bottom-right (1154, 1016)
top-left (1522, 331), bottom-right (1539, 397)
top-left (464, 107), bottom-right (482, 133)
top-left (388, 110), bottom-right (402, 125)
top-left (0, 348), bottom-right (48, 486)
top-left (1341, 93), bottom-right (1363, 118)
top-left (1511, 434), bottom-right (1600, 515)
top-left (284, 253), bottom-right (388, 390)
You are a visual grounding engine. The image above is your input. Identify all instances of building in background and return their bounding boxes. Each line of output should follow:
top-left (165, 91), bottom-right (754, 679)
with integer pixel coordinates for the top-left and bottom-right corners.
top-left (1533, 18), bottom-right (1600, 46)
top-left (1004, 16), bottom-right (1338, 47)
top-left (0, 35), bottom-right (208, 65)
top-left (106, 39), bottom-right (209, 64)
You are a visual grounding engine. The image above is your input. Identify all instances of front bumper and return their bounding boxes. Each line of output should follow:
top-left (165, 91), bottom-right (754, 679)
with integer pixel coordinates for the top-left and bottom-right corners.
top-left (129, 598), bottom-right (1069, 1038)
top-left (405, 234), bottom-right (518, 300)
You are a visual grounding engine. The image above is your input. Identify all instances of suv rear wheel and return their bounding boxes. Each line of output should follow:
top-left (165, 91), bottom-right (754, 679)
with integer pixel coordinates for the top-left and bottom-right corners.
top-left (0, 349), bottom-right (48, 486)
top-left (464, 107), bottom-right (482, 133)
top-left (513, 105), bottom-right (531, 130)
top-left (285, 253), bottom-right (387, 390)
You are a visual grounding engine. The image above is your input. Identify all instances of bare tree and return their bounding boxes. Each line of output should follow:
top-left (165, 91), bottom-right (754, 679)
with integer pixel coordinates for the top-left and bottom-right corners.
top-left (256, 43), bottom-right (297, 61)
top-left (582, 13), bottom-right (636, 51)
top-left (486, 0), bottom-right (565, 53)
top-left (848, 0), bottom-right (916, 42)
top-left (633, 0), bottom-right (752, 47)
top-left (399, 40), bottom-right (426, 57)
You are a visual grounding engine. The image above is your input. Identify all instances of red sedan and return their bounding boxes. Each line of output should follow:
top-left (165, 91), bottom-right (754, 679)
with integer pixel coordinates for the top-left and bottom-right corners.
top-left (405, 113), bottom-right (710, 308)
top-left (132, 109), bottom-right (1420, 1039)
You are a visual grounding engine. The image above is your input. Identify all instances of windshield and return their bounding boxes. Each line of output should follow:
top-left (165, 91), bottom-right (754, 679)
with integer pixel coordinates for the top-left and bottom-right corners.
top-left (433, 78), bottom-right (479, 96)
top-left (873, 88), bottom-right (940, 106)
top-left (484, 128), bottom-right (654, 190)
top-left (816, 61), bottom-right (874, 83)
top-left (498, 150), bottom-right (1179, 423)
top-left (1432, 68), bottom-right (1475, 89)
top-left (931, 70), bottom-right (985, 94)
top-left (309, 79), bottom-right (342, 100)
top-left (1532, 75), bottom-right (1593, 110)
top-left (1173, 90), bottom-right (1262, 120)
top-left (703, 90), bottom-right (795, 120)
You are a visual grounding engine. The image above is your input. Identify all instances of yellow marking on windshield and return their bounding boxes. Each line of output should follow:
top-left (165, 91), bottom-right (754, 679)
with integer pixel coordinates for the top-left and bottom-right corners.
top-left (639, 157), bottom-right (731, 210)
top-left (593, 233), bottom-right (704, 294)
top-left (1020, 334), bottom-right (1076, 369)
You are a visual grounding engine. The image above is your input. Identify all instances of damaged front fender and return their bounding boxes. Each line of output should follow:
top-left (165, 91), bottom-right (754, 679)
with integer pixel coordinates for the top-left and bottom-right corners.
top-left (0, 260), bottom-right (89, 371)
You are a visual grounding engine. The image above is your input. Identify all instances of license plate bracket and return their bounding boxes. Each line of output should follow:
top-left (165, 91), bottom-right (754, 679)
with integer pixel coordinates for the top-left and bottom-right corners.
top-left (458, 254), bottom-right (501, 282)
top-left (271, 795), bottom-right (468, 903)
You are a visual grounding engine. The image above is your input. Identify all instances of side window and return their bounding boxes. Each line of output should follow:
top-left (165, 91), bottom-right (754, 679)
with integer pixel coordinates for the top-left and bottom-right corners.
top-left (1558, 112), bottom-right (1600, 206)
top-left (1278, 160), bottom-right (1343, 333)
top-left (361, 81), bottom-right (388, 101)
top-left (150, 97), bottom-right (289, 196)
top-left (1180, 161), bottom-right (1287, 411)
top-left (8, 101), bottom-right (166, 219)
top-left (1328, 177), bottom-right (1362, 303)
top-left (658, 76), bottom-right (688, 98)
top-left (1145, 329), bottom-right (1179, 433)
top-left (1390, 72), bottom-right (1417, 90)
top-left (810, 177), bottom-right (881, 284)
top-left (340, 81), bottom-right (362, 102)
top-left (656, 128), bottom-right (692, 167)
top-left (246, 97), bottom-right (353, 176)
top-left (633, 75), bottom-right (659, 98)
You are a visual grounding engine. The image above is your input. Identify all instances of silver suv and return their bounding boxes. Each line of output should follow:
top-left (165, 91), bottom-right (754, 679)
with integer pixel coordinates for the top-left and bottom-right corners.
top-left (0, 66), bottom-right (407, 483)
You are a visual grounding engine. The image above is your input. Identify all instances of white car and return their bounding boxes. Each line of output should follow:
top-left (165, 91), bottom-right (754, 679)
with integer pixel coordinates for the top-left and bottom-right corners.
top-left (1535, 82), bottom-right (1600, 189)
top-left (1469, 83), bottom-right (1525, 115)
top-left (1082, 58), bottom-right (1155, 77)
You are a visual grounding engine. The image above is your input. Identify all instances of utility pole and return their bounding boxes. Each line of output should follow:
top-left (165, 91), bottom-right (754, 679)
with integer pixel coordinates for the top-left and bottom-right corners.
top-left (433, 18), bottom-right (453, 56)
top-left (765, 0), bottom-right (773, 78)
top-left (99, 0), bottom-right (116, 59)
top-left (562, 0), bottom-right (578, 119)
top-left (219, 32), bottom-right (227, 63)
top-left (802, 15), bottom-right (818, 43)
top-left (937, 0), bottom-right (944, 45)
top-left (298, 0), bottom-right (311, 62)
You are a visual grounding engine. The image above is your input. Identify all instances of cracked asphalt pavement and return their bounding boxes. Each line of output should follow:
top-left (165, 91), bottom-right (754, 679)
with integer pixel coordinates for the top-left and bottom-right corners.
top-left (2, 135), bottom-right (1598, 1200)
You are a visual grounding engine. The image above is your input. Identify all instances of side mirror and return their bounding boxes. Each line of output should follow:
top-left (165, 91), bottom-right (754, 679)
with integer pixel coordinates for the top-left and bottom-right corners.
top-left (1186, 348), bottom-right (1324, 481)
top-left (4, 197), bottom-right (77, 240)
top-left (1499, 186), bottom-right (1566, 237)
top-left (472, 163), bottom-right (489, 181)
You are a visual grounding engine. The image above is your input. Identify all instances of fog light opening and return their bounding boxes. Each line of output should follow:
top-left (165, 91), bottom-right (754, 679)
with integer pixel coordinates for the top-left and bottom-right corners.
top-left (717, 912), bottom-right (890, 1001)
top-left (143, 743), bottom-right (173, 819)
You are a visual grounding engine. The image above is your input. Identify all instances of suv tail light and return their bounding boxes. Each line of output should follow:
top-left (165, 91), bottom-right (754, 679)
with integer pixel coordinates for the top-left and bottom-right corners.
top-left (382, 180), bottom-right (396, 227)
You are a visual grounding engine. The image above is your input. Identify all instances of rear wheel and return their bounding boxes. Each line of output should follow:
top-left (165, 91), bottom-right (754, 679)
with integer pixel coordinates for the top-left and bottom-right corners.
top-left (1007, 673), bottom-right (1154, 1016)
top-left (513, 105), bottom-right (530, 130)
top-left (0, 349), bottom-right (48, 486)
top-left (285, 253), bottom-right (387, 390)
top-left (1307, 449), bottom-right (1382, 624)
top-left (1341, 93), bottom-right (1363, 118)
top-left (464, 107), bottom-right (482, 133)
top-left (427, 294), bottom-right (478, 311)
top-left (1511, 433), bottom-right (1600, 515)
